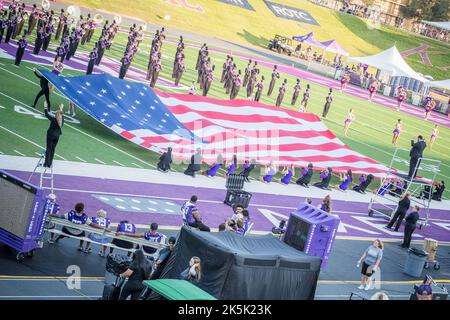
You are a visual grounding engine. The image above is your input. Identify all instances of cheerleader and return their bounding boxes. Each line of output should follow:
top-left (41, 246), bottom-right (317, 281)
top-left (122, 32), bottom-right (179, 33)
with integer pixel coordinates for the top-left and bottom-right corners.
top-left (424, 97), bottom-right (435, 120)
top-left (396, 86), bottom-right (406, 111)
top-left (280, 164), bottom-right (295, 185)
top-left (340, 73), bottom-right (350, 91)
top-left (335, 170), bottom-right (352, 191)
top-left (392, 119), bottom-right (402, 146)
top-left (430, 125), bottom-right (439, 149)
top-left (226, 154), bottom-right (238, 176)
top-left (368, 79), bottom-right (379, 102)
top-left (343, 109), bottom-right (355, 136)
top-left (260, 162), bottom-right (276, 184)
top-left (52, 56), bottom-right (64, 76)
top-left (300, 84), bottom-right (310, 111)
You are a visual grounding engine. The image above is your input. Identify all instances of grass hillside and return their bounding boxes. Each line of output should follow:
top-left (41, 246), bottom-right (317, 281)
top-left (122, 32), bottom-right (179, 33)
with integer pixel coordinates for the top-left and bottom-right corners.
top-left (68, 0), bottom-right (450, 79)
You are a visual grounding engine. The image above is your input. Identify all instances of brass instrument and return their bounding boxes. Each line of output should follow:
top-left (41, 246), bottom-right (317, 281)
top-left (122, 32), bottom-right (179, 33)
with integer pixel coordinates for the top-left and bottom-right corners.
top-left (93, 14), bottom-right (104, 25)
top-left (41, 0), bottom-right (50, 11)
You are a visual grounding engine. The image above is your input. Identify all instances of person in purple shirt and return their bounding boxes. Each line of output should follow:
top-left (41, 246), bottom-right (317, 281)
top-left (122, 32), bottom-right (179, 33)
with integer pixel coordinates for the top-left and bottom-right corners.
top-left (0, 12), bottom-right (7, 43)
top-left (119, 53), bottom-right (132, 79)
top-left (86, 47), bottom-right (98, 75)
top-left (33, 26), bottom-right (45, 55)
top-left (4, 12), bottom-right (16, 43)
top-left (82, 209), bottom-right (111, 256)
top-left (50, 203), bottom-right (89, 250)
top-left (254, 76), bottom-right (264, 102)
top-left (336, 169), bottom-right (353, 191)
top-left (319, 195), bottom-right (332, 213)
top-left (14, 33), bottom-right (27, 66)
top-left (313, 167), bottom-right (333, 189)
top-left (280, 164), bottom-right (295, 185)
top-left (204, 154), bottom-right (224, 178)
top-left (181, 195), bottom-right (198, 225)
top-left (226, 154), bottom-right (238, 176)
top-left (275, 79), bottom-right (287, 107)
top-left (52, 56), bottom-right (64, 76)
top-left (109, 220), bottom-right (136, 256)
top-left (352, 174), bottom-right (374, 193)
top-left (261, 162), bottom-right (276, 183)
top-left (296, 163), bottom-right (314, 187)
top-left (125, 222), bottom-right (165, 255)
top-left (55, 43), bottom-right (66, 62)
top-left (291, 79), bottom-right (301, 105)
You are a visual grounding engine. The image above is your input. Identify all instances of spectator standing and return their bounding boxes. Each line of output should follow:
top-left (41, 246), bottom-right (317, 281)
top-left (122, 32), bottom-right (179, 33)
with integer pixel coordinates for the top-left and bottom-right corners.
top-left (357, 239), bottom-right (384, 290)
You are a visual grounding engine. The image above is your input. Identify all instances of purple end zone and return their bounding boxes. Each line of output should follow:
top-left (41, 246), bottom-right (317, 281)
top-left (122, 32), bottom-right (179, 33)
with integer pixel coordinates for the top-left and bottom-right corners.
top-left (7, 170), bottom-right (450, 243)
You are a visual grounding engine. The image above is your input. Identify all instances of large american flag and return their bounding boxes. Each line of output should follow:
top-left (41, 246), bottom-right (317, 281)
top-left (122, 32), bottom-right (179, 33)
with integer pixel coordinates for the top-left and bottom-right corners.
top-left (40, 70), bottom-right (388, 175)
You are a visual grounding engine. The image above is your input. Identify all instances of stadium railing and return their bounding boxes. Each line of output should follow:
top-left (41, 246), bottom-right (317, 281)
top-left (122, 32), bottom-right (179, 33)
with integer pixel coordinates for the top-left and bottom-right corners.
top-left (46, 217), bottom-right (167, 257)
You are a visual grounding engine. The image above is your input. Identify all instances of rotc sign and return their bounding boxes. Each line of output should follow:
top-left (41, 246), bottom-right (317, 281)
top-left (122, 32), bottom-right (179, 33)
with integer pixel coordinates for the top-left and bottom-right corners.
top-left (263, 0), bottom-right (320, 26)
top-left (218, 0), bottom-right (255, 11)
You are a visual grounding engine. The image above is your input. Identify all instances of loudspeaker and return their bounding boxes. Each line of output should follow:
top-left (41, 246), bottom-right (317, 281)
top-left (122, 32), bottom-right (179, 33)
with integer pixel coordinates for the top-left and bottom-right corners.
top-left (283, 203), bottom-right (340, 268)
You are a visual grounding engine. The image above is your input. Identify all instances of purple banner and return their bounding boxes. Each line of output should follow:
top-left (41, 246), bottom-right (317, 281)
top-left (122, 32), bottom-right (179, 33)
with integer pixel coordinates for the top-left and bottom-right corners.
top-left (218, 0), bottom-right (255, 11)
top-left (264, 0), bottom-right (320, 26)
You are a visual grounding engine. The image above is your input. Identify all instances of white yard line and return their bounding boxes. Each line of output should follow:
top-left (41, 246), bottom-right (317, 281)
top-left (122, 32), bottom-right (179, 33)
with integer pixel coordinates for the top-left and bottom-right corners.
top-left (0, 91), bottom-right (156, 168)
top-left (94, 158), bottom-right (106, 164)
top-left (0, 125), bottom-right (65, 160)
top-left (131, 162), bottom-right (143, 168)
top-left (113, 160), bottom-right (125, 167)
top-left (13, 149), bottom-right (26, 156)
top-left (75, 156), bottom-right (87, 163)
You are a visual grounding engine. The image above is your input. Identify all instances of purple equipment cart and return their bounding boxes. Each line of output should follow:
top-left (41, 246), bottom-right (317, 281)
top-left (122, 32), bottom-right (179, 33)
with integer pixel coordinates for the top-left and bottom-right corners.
top-left (0, 170), bottom-right (47, 260)
top-left (283, 203), bottom-right (340, 268)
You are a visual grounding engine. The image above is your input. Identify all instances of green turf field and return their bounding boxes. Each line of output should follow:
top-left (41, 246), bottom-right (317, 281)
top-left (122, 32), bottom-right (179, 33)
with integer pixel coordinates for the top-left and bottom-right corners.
top-left (0, 27), bottom-right (449, 197)
top-left (66, 0), bottom-right (450, 80)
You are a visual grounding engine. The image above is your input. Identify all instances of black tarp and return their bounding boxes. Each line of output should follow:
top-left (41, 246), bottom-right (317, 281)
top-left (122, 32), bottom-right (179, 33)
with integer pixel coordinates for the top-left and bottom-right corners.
top-left (157, 226), bottom-right (322, 300)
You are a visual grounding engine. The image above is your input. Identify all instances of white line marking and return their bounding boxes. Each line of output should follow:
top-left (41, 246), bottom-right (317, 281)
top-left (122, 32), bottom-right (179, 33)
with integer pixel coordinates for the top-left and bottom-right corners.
top-left (113, 160), bottom-right (125, 166)
top-left (94, 158), bottom-right (106, 164)
top-left (0, 91), bottom-right (156, 168)
top-left (0, 125), bottom-right (65, 160)
top-left (35, 152), bottom-right (42, 157)
top-left (75, 156), bottom-right (87, 163)
top-left (132, 162), bottom-right (143, 168)
top-left (13, 149), bottom-right (26, 156)
top-left (0, 105), bottom-right (5, 109)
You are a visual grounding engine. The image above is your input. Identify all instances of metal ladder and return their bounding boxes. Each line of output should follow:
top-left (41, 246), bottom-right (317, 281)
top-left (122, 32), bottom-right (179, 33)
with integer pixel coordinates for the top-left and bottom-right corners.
top-left (368, 148), bottom-right (441, 227)
top-left (28, 150), bottom-right (54, 194)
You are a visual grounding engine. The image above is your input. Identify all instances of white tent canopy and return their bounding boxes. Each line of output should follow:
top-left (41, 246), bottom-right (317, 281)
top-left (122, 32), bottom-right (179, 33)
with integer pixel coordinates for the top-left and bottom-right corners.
top-left (347, 46), bottom-right (429, 83)
top-left (429, 79), bottom-right (450, 91)
top-left (421, 21), bottom-right (450, 31)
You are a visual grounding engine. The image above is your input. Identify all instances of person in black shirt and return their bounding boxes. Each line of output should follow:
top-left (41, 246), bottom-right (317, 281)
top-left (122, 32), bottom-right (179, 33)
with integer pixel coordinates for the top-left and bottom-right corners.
top-left (119, 249), bottom-right (152, 300)
top-left (296, 163), bottom-right (314, 187)
top-left (432, 181), bottom-right (445, 201)
top-left (32, 68), bottom-right (51, 110)
top-left (386, 192), bottom-right (411, 231)
top-left (408, 135), bottom-right (426, 178)
top-left (239, 159), bottom-right (256, 182)
top-left (43, 102), bottom-right (64, 168)
top-left (157, 147), bottom-right (172, 173)
top-left (402, 206), bottom-right (420, 248)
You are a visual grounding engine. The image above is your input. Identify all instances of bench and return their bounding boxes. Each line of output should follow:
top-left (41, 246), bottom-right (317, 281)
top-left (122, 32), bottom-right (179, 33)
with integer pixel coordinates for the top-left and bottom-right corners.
top-left (45, 217), bottom-right (167, 258)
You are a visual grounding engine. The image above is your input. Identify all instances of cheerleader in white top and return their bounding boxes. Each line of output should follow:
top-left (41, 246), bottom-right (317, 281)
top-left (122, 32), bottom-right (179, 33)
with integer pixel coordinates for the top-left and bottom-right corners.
top-left (343, 109), bottom-right (355, 136)
top-left (392, 119), bottom-right (402, 146)
top-left (430, 125), bottom-right (439, 149)
top-left (396, 86), bottom-right (406, 111)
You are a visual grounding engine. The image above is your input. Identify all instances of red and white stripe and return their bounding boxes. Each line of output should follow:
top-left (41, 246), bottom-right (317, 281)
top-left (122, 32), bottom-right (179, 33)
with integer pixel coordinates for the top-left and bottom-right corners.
top-left (115, 91), bottom-right (389, 175)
